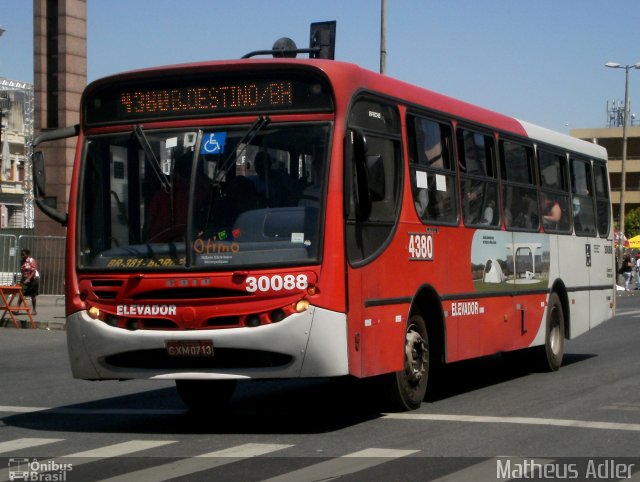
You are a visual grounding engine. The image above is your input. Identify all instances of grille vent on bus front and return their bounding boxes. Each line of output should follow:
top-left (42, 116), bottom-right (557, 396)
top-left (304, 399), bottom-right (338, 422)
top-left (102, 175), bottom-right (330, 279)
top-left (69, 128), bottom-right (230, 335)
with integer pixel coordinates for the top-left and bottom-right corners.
top-left (91, 280), bottom-right (124, 287)
top-left (93, 291), bottom-right (118, 300)
top-left (90, 280), bottom-right (124, 300)
top-left (131, 288), bottom-right (250, 300)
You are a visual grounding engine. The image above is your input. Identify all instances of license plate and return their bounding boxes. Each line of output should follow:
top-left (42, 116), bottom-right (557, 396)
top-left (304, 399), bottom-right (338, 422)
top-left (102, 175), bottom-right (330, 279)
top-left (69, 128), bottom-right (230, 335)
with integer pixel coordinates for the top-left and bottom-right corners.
top-left (165, 340), bottom-right (214, 357)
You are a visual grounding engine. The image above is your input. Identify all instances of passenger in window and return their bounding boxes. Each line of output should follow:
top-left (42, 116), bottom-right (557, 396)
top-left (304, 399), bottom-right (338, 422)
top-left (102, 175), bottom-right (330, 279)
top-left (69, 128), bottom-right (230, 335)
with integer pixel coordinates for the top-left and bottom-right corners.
top-left (250, 151), bottom-right (295, 207)
top-left (511, 191), bottom-right (537, 229)
top-left (299, 159), bottom-right (322, 207)
top-left (414, 188), bottom-right (429, 218)
top-left (543, 197), bottom-right (562, 226)
top-left (479, 199), bottom-right (495, 225)
top-left (462, 181), bottom-right (486, 224)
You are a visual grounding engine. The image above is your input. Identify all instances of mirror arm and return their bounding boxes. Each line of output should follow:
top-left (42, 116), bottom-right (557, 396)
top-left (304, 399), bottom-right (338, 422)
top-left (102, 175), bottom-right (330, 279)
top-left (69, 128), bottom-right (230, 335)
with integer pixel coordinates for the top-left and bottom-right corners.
top-left (33, 124), bottom-right (79, 147)
top-left (34, 198), bottom-right (68, 226)
top-left (31, 124), bottom-right (78, 226)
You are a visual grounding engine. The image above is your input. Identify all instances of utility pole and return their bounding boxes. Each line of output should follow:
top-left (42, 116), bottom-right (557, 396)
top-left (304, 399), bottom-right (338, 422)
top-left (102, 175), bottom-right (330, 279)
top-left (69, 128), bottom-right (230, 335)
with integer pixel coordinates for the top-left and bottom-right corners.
top-left (606, 61), bottom-right (640, 272)
top-left (380, 0), bottom-right (387, 74)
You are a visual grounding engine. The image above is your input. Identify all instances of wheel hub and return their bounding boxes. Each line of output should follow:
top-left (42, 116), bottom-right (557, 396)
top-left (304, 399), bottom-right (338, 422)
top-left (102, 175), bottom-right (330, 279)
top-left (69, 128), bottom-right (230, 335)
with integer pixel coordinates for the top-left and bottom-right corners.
top-left (405, 328), bottom-right (427, 384)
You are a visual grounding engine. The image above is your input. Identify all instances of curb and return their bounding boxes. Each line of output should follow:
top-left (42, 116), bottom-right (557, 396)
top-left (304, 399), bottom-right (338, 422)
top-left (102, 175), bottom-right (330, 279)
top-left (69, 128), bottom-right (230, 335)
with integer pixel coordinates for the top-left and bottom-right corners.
top-left (0, 319), bottom-right (66, 330)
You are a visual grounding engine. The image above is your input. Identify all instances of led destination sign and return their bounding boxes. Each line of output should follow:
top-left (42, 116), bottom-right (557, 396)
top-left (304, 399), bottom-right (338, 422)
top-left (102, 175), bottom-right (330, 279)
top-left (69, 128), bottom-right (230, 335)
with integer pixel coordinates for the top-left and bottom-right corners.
top-left (84, 72), bottom-right (332, 125)
top-left (119, 81), bottom-right (294, 116)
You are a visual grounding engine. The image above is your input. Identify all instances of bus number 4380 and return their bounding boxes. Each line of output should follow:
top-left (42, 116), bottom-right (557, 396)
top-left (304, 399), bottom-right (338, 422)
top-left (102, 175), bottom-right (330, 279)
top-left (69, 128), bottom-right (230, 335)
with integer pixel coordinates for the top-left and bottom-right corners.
top-left (408, 233), bottom-right (433, 261)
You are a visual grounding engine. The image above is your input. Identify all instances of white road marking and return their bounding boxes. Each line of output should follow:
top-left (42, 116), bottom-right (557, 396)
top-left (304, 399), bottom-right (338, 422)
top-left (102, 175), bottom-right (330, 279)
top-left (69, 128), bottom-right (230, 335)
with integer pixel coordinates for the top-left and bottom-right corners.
top-left (384, 413), bottom-right (640, 432)
top-left (96, 443), bottom-right (292, 482)
top-left (0, 405), bottom-right (185, 415)
top-left (261, 448), bottom-right (418, 482)
top-left (0, 439), bottom-right (178, 482)
top-left (0, 438), bottom-right (63, 454)
top-left (0, 406), bottom-right (48, 414)
top-left (601, 402), bottom-right (640, 412)
top-left (4, 405), bottom-right (639, 434)
top-left (64, 440), bottom-right (177, 460)
top-left (614, 309), bottom-right (640, 316)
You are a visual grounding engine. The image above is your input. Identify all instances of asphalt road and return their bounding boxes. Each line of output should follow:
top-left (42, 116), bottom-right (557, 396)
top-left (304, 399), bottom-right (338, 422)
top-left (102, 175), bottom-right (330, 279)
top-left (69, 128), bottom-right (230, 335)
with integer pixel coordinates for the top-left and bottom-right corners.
top-left (1, 296), bottom-right (640, 481)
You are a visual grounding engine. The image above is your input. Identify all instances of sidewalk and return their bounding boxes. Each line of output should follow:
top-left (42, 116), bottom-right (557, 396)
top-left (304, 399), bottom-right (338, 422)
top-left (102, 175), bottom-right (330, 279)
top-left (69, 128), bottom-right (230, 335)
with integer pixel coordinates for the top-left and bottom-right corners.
top-left (0, 294), bottom-right (66, 330)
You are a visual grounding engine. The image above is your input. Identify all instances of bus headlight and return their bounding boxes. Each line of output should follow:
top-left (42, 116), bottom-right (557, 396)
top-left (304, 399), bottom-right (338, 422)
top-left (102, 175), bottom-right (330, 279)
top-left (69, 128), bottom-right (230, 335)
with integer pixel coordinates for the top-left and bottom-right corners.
top-left (87, 306), bottom-right (100, 319)
top-left (295, 299), bottom-right (310, 313)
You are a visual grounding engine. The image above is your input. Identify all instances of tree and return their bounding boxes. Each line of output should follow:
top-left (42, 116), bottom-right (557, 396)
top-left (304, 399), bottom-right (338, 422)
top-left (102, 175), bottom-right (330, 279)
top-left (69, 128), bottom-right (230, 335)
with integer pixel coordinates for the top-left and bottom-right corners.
top-left (624, 207), bottom-right (640, 239)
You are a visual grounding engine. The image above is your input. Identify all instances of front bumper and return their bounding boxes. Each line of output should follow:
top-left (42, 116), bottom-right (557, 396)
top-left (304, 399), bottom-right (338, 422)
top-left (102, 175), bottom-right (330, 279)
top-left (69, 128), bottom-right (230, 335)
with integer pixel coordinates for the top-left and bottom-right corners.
top-left (66, 305), bottom-right (349, 380)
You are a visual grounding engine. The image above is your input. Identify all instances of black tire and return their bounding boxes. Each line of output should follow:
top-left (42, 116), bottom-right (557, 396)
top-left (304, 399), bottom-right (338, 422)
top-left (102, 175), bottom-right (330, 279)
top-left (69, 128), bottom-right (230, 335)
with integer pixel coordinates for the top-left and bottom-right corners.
top-left (175, 379), bottom-right (237, 411)
top-left (381, 314), bottom-right (430, 411)
top-left (528, 292), bottom-right (565, 372)
top-left (542, 292), bottom-right (565, 371)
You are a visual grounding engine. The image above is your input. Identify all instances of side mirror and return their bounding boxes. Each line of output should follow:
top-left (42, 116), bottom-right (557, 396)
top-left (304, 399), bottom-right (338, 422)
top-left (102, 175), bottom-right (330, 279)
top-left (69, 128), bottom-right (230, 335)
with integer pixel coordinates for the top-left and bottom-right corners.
top-left (31, 124), bottom-right (78, 226)
top-left (33, 151), bottom-right (46, 196)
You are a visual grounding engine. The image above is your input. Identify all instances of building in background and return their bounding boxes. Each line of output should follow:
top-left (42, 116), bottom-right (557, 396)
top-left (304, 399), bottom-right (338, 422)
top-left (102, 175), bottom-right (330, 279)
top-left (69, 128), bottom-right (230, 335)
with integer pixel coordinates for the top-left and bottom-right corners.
top-left (0, 77), bottom-right (34, 229)
top-left (571, 101), bottom-right (640, 223)
top-left (33, 0), bottom-right (87, 236)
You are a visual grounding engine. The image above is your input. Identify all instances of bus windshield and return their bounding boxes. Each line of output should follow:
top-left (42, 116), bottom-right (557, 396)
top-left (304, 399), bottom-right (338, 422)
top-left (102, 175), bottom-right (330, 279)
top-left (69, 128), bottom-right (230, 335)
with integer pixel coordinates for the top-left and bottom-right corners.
top-left (79, 122), bottom-right (330, 270)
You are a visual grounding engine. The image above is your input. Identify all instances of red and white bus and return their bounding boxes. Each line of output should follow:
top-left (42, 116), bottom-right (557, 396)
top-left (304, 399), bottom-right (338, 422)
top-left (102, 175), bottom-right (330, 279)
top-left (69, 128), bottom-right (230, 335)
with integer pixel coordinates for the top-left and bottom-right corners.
top-left (34, 38), bottom-right (615, 411)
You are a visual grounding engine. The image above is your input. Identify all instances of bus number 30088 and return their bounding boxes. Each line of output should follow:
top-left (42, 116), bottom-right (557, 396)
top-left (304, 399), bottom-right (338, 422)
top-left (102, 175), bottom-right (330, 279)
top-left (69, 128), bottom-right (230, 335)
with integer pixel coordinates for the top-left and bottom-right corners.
top-left (245, 274), bottom-right (309, 293)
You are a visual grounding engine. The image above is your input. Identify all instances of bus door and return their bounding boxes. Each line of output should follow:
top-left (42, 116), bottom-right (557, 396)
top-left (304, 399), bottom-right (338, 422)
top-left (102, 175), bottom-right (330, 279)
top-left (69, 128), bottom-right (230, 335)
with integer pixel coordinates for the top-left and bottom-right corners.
top-left (344, 97), bottom-right (405, 377)
top-left (569, 158), bottom-right (607, 333)
top-left (590, 161), bottom-right (615, 328)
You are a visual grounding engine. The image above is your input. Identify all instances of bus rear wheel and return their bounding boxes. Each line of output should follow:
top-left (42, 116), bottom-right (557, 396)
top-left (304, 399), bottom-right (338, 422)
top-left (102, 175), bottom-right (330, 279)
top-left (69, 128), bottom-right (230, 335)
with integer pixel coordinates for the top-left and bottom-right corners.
top-left (527, 292), bottom-right (565, 372)
top-left (175, 379), bottom-right (237, 411)
top-left (541, 292), bottom-right (565, 371)
top-left (383, 314), bottom-right (430, 411)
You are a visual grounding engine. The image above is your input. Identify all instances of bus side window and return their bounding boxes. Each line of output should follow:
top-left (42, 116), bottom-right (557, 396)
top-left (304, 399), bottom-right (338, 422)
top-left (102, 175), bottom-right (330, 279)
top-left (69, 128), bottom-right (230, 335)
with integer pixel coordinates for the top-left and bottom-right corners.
top-left (407, 115), bottom-right (458, 224)
top-left (593, 162), bottom-right (611, 237)
top-left (538, 149), bottom-right (571, 234)
top-left (457, 129), bottom-right (499, 227)
top-left (346, 98), bottom-right (402, 264)
top-left (570, 157), bottom-right (597, 236)
top-left (500, 140), bottom-right (538, 231)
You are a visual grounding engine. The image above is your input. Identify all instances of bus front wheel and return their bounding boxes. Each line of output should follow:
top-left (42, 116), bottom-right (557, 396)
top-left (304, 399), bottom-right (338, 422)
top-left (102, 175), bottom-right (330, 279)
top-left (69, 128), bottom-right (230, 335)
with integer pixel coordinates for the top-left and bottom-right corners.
top-left (382, 314), bottom-right (430, 411)
top-left (175, 379), bottom-right (237, 411)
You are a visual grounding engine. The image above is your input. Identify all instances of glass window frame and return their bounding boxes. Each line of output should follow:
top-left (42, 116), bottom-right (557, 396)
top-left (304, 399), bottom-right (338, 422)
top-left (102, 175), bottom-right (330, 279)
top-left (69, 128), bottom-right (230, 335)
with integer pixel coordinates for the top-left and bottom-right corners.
top-left (538, 148), bottom-right (572, 234)
top-left (570, 156), bottom-right (598, 237)
top-left (345, 96), bottom-right (403, 266)
top-left (499, 138), bottom-right (539, 232)
top-left (406, 113), bottom-right (459, 226)
top-left (457, 127), bottom-right (500, 229)
top-left (593, 160), bottom-right (611, 238)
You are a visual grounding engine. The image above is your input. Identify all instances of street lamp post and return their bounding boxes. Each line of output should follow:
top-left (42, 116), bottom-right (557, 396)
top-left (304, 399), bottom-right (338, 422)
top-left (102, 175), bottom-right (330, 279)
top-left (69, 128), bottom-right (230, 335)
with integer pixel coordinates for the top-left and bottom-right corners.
top-left (606, 61), bottom-right (640, 272)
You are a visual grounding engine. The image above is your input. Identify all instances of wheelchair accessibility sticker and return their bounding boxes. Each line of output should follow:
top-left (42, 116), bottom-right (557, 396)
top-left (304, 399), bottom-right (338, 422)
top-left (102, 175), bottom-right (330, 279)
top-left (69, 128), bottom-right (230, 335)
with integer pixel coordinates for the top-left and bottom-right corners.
top-left (201, 132), bottom-right (227, 154)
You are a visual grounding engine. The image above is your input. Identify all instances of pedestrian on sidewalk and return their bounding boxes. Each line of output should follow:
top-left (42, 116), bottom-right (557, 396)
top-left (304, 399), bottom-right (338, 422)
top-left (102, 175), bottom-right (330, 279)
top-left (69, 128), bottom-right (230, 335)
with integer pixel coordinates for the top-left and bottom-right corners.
top-left (635, 253), bottom-right (640, 290)
top-left (20, 249), bottom-right (39, 315)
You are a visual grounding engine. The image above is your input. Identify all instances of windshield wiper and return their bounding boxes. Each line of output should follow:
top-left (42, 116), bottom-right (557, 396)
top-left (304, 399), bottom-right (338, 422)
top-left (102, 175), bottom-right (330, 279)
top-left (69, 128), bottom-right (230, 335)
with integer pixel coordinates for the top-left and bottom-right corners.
top-left (213, 115), bottom-right (271, 185)
top-left (133, 124), bottom-right (171, 193)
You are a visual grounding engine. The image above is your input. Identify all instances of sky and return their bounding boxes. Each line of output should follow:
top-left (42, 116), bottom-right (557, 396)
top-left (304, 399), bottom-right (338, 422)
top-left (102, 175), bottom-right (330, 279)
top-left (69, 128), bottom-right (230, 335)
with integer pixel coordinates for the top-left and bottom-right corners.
top-left (0, 0), bottom-right (639, 133)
